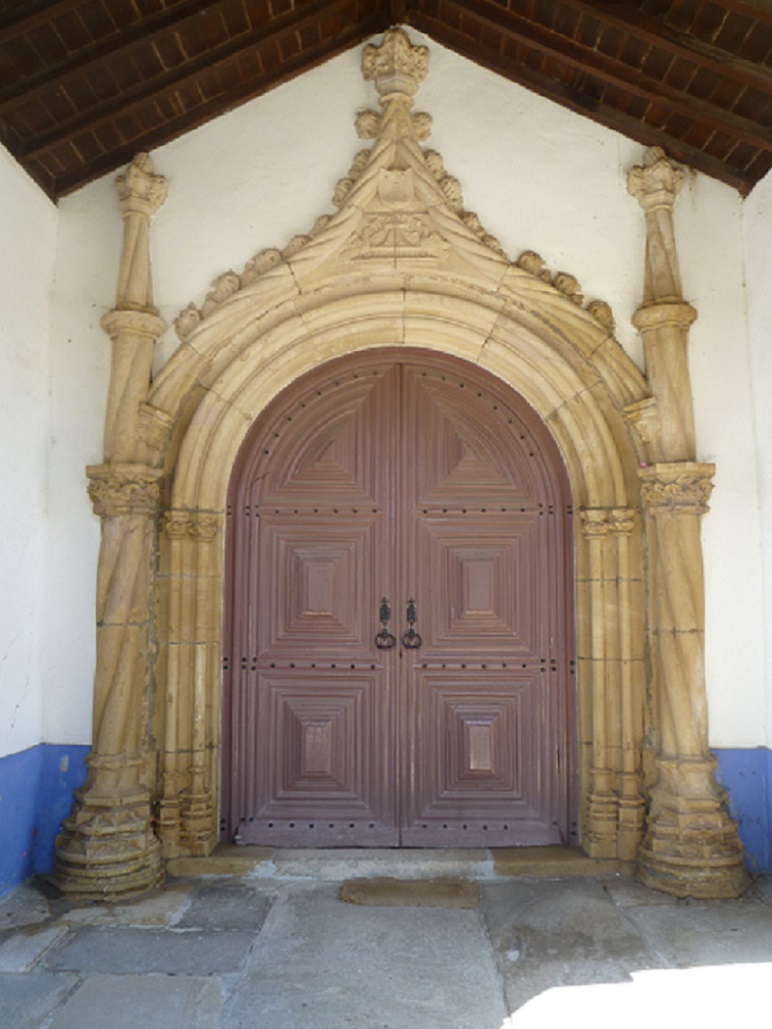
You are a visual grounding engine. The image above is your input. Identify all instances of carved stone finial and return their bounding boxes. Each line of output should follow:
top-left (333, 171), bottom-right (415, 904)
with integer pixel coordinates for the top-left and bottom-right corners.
top-left (116, 153), bottom-right (168, 220)
top-left (627, 146), bottom-right (686, 305)
top-left (627, 146), bottom-right (685, 213)
top-left (113, 154), bottom-right (167, 313)
top-left (362, 28), bottom-right (429, 98)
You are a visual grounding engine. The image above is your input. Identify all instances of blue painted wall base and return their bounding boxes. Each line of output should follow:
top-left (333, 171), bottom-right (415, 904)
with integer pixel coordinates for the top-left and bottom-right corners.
top-left (1, 744), bottom-right (770, 896)
top-left (714, 747), bottom-right (772, 872)
top-left (0, 743), bottom-right (89, 897)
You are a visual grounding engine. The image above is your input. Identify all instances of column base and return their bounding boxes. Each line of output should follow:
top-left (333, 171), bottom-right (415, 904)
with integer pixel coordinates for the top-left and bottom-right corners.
top-left (180, 790), bottom-right (218, 856)
top-left (51, 784), bottom-right (162, 902)
top-left (637, 756), bottom-right (748, 899)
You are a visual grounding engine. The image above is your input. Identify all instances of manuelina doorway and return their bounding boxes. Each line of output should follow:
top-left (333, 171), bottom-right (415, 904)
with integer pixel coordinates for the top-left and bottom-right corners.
top-left (222, 348), bottom-right (576, 849)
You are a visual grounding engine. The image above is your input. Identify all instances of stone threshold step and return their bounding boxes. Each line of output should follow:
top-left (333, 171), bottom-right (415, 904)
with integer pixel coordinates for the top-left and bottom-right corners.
top-left (166, 845), bottom-right (628, 881)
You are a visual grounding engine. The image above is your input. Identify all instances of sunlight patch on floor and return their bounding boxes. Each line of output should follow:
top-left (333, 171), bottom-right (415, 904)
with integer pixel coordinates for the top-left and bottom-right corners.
top-left (501, 963), bottom-right (771, 1028)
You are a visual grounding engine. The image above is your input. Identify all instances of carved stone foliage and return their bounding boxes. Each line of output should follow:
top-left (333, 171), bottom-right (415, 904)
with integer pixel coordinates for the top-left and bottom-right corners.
top-left (515, 251), bottom-right (616, 332)
top-left (163, 510), bottom-right (220, 542)
top-left (639, 462), bottom-right (715, 515)
top-left (361, 26), bottom-right (429, 96)
top-left (173, 28), bottom-right (615, 343)
top-left (87, 463), bottom-right (163, 518)
top-left (116, 152), bottom-right (168, 219)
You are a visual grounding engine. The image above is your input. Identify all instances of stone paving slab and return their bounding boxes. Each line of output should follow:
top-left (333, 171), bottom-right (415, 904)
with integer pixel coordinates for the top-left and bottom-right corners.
top-left (623, 897), bottom-right (772, 967)
top-left (47, 974), bottom-right (224, 1029)
top-left (45, 926), bottom-right (256, 976)
top-left (0, 972), bottom-right (79, 1029)
top-left (57, 882), bottom-right (192, 927)
top-left (0, 884), bottom-right (51, 931)
top-left (222, 885), bottom-right (507, 1029)
top-left (174, 881), bottom-right (273, 931)
top-left (479, 878), bottom-right (663, 1011)
top-left (0, 925), bottom-right (68, 972)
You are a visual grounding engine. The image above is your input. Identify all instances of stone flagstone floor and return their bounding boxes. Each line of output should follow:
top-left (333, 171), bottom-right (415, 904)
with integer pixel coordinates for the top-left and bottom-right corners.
top-left (1, 865), bottom-right (771, 1028)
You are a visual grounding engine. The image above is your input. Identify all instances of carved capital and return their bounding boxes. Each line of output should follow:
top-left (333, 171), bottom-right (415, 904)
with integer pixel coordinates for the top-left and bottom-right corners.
top-left (116, 153), bottom-right (168, 220)
top-left (362, 28), bottom-right (429, 98)
top-left (163, 510), bottom-right (220, 543)
top-left (579, 509), bottom-right (611, 539)
top-left (580, 507), bottom-right (636, 538)
top-left (627, 146), bottom-right (685, 213)
top-left (608, 508), bottom-right (636, 535)
top-left (639, 462), bottom-right (715, 515)
top-left (87, 463), bottom-right (163, 518)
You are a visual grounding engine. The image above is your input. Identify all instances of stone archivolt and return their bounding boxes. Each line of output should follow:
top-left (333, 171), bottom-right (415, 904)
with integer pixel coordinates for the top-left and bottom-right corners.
top-left (57, 29), bottom-right (746, 901)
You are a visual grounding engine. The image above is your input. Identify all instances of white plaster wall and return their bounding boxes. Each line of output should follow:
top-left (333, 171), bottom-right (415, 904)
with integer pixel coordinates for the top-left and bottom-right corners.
top-left (678, 172), bottom-right (766, 746)
top-left (42, 175), bottom-right (117, 745)
top-left (744, 169), bottom-right (772, 750)
top-left (45, 32), bottom-right (766, 748)
top-left (0, 145), bottom-right (57, 757)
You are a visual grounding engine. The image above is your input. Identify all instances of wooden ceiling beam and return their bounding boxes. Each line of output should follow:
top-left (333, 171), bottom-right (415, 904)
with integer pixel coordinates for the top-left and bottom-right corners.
top-left (437, 0), bottom-right (772, 154)
top-left (0, 0), bottom-right (223, 113)
top-left (569, 0), bottom-right (772, 93)
top-left (389, 0), bottom-right (408, 24)
top-left (410, 9), bottom-right (753, 193)
top-left (0, 0), bottom-right (87, 41)
top-left (700, 0), bottom-right (772, 28)
top-left (20, 0), bottom-right (382, 161)
top-left (49, 14), bottom-right (386, 197)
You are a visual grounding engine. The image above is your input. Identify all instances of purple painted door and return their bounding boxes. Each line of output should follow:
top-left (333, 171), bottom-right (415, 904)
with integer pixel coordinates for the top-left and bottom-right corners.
top-left (223, 349), bottom-right (575, 847)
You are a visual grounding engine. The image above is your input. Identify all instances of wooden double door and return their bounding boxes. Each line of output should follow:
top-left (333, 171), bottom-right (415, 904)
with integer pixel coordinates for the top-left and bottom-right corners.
top-left (223, 349), bottom-right (575, 848)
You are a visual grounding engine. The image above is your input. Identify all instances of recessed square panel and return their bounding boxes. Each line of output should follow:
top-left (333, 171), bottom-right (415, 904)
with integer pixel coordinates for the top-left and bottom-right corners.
top-left (416, 517), bottom-right (542, 657)
top-left (407, 669), bottom-right (547, 826)
top-left (258, 518), bottom-right (378, 656)
top-left (257, 674), bottom-right (387, 818)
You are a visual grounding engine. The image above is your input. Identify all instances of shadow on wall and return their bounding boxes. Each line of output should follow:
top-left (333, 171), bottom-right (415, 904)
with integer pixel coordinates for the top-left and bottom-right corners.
top-left (0, 743), bottom-right (89, 896)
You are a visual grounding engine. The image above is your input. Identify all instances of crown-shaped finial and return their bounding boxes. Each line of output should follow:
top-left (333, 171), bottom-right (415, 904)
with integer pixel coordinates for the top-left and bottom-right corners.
top-left (362, 28), bottom-right (429, 98)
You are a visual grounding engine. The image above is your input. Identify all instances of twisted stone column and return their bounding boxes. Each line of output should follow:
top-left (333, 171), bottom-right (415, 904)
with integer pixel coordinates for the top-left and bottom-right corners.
top-left (628, 148), bottom-right (747, 897)
top-left (53, 155), bottom-right (167, 899)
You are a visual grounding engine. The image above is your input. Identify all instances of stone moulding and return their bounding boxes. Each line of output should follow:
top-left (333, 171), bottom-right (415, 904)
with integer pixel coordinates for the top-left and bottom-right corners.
top-left (59, 29), bottom-right (745, 902)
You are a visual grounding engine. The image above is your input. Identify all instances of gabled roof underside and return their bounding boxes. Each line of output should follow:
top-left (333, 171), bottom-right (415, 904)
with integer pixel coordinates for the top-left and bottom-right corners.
top-left (0, 0), bottom-right (770, 201)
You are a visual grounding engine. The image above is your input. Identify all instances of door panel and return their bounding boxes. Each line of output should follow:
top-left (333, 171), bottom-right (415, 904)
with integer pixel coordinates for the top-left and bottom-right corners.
top-left (223, 349), bottom-right (575, 848)
top-left (402, 669), bottom-right (561, 847)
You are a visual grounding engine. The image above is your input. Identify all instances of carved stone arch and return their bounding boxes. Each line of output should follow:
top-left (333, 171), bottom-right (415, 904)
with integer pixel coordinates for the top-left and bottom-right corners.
top-left (150, 266), bottom-right (649, 863)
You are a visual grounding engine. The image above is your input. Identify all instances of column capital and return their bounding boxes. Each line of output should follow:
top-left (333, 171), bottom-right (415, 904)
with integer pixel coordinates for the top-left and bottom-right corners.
top-left (87, 463), bottom-right (163, 518)
top-left (163, 509), bottom-right (221, 543)
top-left (579, 507), bottom-right (636, 538)
top-left (579, 508), bottom-right (610, 538)
top-left (639, 461), bottom-right (715, 515)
